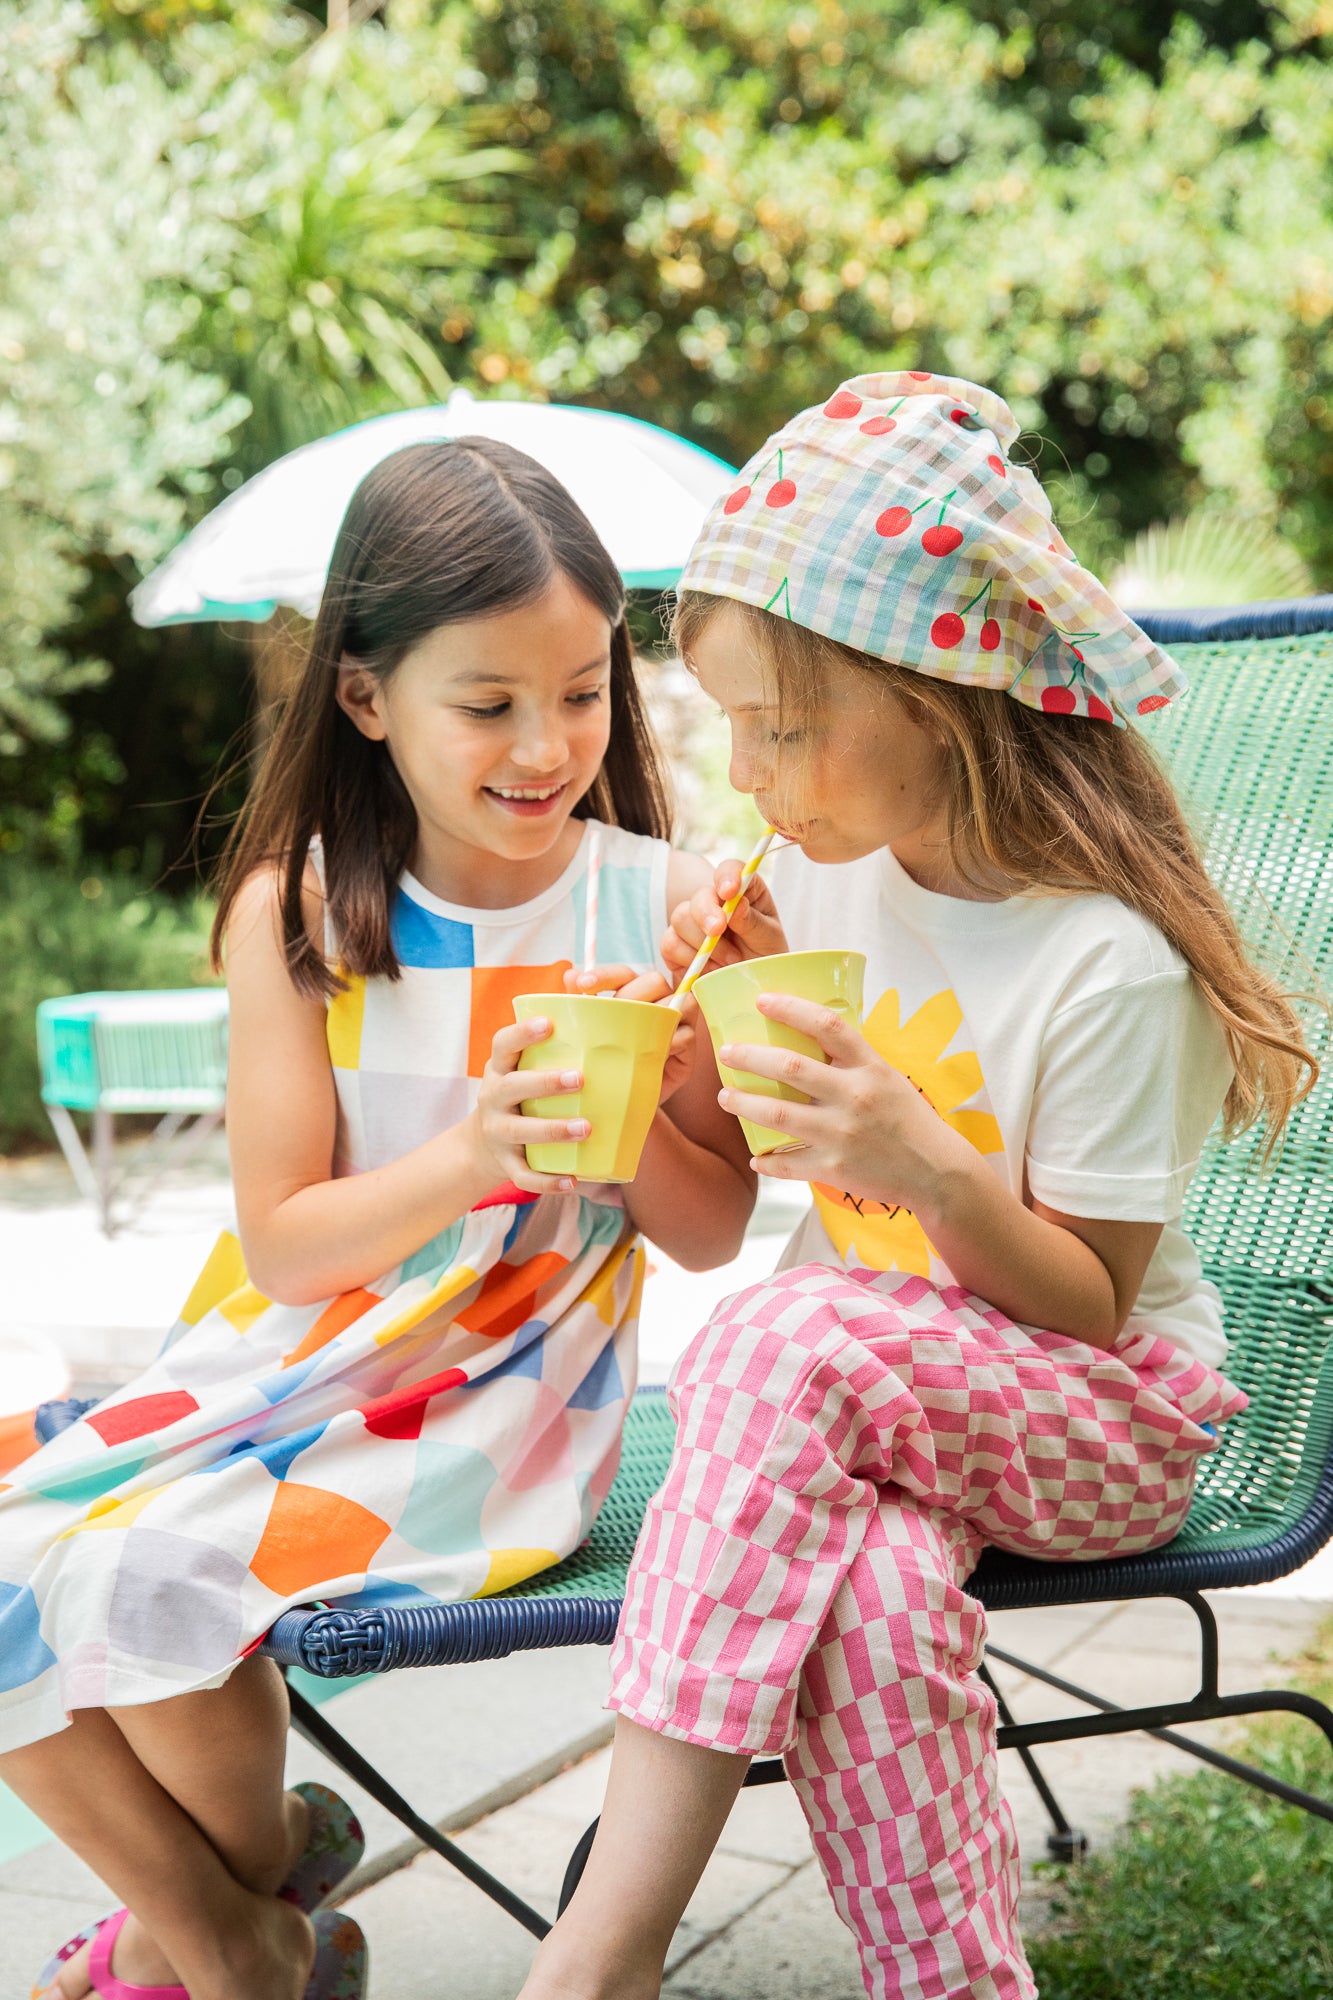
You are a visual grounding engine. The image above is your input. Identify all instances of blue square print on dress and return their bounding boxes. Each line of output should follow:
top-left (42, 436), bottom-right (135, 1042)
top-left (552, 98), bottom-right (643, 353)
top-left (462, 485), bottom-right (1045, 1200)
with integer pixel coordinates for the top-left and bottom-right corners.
top-left (391, 890), bottom-right (474, 969)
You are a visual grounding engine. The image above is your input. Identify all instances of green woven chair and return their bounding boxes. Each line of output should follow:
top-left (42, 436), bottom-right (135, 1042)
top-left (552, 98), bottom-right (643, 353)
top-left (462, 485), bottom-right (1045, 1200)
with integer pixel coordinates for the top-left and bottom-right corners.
top-left (40, 615), bottom-right (1333, 1938)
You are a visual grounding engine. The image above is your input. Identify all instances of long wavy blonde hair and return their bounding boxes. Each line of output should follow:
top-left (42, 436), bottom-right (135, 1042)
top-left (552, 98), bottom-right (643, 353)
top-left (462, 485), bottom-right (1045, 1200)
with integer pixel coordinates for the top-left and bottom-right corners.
top-left (674, 591), bottom-right (1318, 1153)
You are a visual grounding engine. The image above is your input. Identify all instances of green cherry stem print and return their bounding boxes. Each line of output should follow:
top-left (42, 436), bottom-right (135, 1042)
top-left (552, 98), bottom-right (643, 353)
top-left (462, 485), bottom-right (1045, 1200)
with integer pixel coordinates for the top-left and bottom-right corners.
top-left (723, 447), bottom-right (781, 515)
top-left (861, 399), bottom-right (906, 436)
top-left (875, 492), bottom-right (934, 539)
top-left (1027, 619), bottom-right (1109, 716)
top-left (764, 575), bottom-right (794, 620)
top-left (930, 577), bottom-right (992, 651)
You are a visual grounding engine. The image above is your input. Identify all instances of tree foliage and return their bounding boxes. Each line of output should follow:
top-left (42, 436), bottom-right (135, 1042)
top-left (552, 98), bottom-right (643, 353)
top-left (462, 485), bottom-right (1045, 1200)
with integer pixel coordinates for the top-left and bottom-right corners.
top-left (4, 0), bottom-right (1333, 880)
top-left (454, 0), bottom-right (1333, 579)
top-left (0, 1), bottom-right (244, 756)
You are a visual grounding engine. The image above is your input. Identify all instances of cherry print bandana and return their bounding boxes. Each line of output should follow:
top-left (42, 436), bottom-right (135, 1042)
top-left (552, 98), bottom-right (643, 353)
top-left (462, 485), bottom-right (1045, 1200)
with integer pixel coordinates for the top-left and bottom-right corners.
top-left (677, 370), bottom-right (1188, 724)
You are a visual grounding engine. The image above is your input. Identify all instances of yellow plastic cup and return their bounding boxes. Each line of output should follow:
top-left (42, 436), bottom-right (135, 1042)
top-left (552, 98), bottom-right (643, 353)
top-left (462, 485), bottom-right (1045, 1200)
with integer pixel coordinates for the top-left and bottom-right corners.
top-left (694, 949), bottom-right (866, 1155)
top-left (514, 993), bottom-right (677, 1184)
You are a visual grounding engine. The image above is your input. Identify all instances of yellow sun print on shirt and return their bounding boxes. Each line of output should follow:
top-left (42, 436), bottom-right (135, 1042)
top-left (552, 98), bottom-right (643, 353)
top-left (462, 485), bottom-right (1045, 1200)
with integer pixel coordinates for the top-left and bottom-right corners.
top-left (812, 988), bottom-right (1003, 1276)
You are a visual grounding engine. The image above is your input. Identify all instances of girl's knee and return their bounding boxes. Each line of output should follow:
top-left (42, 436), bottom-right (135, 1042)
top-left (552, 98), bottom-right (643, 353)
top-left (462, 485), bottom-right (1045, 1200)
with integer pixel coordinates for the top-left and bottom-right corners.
top-left (670, 1264), bottom-right (875, 1402)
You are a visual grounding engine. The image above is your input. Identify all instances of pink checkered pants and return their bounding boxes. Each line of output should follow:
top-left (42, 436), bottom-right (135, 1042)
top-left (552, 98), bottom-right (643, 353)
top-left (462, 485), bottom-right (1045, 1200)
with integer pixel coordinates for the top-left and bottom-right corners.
top-left (607, 1265), bottom-right (1246, 2000)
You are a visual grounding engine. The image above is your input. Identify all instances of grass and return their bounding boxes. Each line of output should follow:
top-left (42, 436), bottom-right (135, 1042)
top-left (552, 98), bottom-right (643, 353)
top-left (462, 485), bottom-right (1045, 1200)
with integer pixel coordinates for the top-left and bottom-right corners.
top-left (1027, 1617), bottom-right (1333, 1999)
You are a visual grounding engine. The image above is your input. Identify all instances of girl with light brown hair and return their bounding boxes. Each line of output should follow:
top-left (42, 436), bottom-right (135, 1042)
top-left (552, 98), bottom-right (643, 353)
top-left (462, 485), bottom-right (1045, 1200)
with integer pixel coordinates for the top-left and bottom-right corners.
top-left (519, 374), bottom-right (1316, 2000)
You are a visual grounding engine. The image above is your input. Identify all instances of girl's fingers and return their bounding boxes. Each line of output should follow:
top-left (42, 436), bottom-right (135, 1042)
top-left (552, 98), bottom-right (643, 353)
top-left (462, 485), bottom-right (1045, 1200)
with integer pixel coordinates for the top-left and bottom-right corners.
top-left (715, 1086), bottom-right (818, 1141)
top-left (503, 1158), bottom-right (580, 1195)
top-left (666, 897), bottom-right (709, 954)
top-left (566, 962), bottom-right (639, 994)
top-left (499, 1112), bottom-right (592, 1146)
top-left (489, 1016), bottom-right (555, 1071)
top-left (716, 1040), bottom-right (825, 1095)
top-left (753, 993), bottom-right (868, 1062)
top-left (610, 969), bottom-right (672, 1004)
top-left (496, 1067), bottom-right (584, 1106)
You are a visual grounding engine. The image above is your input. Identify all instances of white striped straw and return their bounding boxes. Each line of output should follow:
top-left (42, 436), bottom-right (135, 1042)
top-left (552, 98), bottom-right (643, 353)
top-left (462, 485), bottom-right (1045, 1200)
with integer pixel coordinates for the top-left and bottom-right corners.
top-left (582, 820), bottom-right (603, 975)
top-left (666, 824), bottom-right (776, 1011)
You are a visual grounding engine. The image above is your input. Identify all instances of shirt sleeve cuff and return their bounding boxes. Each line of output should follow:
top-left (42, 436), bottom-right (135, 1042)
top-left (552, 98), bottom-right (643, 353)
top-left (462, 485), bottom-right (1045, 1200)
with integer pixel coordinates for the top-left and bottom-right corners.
top-left (1024, 1153), bottom-right (1198, 1222)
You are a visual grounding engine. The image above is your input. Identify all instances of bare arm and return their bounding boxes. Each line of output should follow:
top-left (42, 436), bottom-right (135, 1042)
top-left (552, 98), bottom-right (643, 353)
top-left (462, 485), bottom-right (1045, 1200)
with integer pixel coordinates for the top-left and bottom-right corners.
top-left (918, 1175), bottom-right (1160, 1349)
top-left (225, 868), bottom-right (591, 1305)
top-left (620, 1005), bottom-right (756, 1270)
top-left (719, 993), bottom-right (1161, 1349)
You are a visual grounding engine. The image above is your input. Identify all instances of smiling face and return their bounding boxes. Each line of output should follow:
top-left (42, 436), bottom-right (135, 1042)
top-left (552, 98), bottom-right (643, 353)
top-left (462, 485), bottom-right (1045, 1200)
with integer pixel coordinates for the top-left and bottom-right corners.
top-left (337, 570), bottom-right (613, 905)
top-left (684, 599), bottom-right (951, 872)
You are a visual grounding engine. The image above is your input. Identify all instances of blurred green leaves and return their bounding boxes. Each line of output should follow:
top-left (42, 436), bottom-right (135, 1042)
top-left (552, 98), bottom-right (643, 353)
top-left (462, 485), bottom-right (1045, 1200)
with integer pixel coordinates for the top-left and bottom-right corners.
top-left (0, 1), bottom-right (245, 753)
top-left (0, 0), bottom-right (515, 779)
top-left (200, 27), bottom-right (519, 466)
top-left (6, 0), bottom-right (1333, 874)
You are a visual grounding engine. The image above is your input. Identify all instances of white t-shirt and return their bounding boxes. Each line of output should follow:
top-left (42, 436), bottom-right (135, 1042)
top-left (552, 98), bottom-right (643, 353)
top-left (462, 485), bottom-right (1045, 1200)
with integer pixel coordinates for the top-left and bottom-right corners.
top-left (768, 843), bottom-right (1235, 1369)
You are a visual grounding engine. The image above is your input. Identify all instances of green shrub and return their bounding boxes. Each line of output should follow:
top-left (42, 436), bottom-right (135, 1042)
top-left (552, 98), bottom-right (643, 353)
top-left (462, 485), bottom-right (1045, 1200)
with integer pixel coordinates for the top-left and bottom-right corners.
top-left (1028, 1623), bottom-right (1333, 2000)
top-left (0, 860), bottom-right (216, 1154)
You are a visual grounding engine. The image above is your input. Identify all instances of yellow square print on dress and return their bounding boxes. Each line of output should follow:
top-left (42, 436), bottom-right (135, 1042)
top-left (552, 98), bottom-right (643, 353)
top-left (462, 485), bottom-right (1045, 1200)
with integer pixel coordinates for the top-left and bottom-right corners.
top-left (326, 972), bottom-right (366, 1071)
top-left (813, 988), bottom-right (1003, 1275)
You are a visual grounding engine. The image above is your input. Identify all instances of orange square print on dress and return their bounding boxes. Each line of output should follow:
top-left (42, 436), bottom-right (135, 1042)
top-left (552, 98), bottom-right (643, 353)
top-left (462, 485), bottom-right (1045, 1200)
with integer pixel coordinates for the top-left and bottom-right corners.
top-left (467, 963), bottom-right (571, 1078)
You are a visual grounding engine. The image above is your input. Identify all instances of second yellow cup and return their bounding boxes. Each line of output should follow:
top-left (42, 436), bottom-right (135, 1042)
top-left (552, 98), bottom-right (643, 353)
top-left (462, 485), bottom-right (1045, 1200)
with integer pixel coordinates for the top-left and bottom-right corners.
top-left (514, 993), bottom-right (677, 1184)
top-left (694, 949), bottom-right (866, 1155)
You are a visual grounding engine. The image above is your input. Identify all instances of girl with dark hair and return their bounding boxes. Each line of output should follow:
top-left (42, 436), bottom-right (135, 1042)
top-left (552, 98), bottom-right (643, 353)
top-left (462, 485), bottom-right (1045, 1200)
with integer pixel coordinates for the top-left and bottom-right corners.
top-left (3, 438), bottom-right (754, 2000)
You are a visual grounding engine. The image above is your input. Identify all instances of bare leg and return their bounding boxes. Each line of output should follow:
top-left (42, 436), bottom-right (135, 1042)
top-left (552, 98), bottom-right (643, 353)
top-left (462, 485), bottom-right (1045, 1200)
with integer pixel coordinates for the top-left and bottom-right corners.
top-left (113, 1657), bottom-right (304, 1895)
top-left (0, 1673), bottom-right (312, 2000)
top-left (518, 1715), bottom-right (750, 2000)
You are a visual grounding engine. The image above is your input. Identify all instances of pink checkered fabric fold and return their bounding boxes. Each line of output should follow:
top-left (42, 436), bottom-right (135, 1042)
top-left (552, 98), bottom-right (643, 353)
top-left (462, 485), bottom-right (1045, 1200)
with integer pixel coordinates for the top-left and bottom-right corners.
top-left (678, 370), bottom-right (1188, 725)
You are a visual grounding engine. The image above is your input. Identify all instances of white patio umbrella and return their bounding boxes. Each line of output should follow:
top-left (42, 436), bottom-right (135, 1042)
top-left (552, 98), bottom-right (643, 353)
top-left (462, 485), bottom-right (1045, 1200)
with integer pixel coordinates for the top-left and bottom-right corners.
top-left (130, 390), bottom-right (736, 627)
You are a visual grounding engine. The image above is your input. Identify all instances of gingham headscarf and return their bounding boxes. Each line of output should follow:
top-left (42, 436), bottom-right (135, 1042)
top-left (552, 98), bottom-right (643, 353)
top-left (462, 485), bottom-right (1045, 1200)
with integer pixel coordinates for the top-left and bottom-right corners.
top-left (678, 371), bottom-right (1187, 724)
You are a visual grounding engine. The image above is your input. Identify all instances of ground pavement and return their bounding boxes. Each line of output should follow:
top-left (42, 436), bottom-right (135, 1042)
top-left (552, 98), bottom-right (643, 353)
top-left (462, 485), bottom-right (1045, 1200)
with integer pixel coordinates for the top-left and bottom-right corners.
top-left (1, 1142), bottom-right (1329, 1997)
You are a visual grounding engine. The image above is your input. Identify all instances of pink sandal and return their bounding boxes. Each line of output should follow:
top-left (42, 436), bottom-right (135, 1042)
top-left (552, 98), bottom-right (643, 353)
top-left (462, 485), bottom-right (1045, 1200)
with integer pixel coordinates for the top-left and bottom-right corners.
top-left (31, 1904), bottom-right (366, 2000)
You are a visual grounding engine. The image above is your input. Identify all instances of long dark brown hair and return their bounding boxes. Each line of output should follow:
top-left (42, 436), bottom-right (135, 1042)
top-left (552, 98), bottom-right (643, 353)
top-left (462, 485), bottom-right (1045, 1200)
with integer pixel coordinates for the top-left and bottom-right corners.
top-left (674, 592), bottom-right (1318, 1151)
top-left (212, 438), bottom-right (672, 996)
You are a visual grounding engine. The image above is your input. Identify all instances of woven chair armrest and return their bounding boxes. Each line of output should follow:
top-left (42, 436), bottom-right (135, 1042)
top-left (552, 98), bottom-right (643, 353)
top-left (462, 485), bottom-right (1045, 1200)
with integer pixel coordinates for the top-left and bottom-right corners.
top-left (263, 1596), bottom-right (624, 1677)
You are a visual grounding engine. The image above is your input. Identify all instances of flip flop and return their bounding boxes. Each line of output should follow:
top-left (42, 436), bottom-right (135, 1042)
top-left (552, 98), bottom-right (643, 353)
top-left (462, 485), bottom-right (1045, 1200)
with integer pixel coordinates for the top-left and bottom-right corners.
top-left (30, 1781), bottom-right (363, 1999)
top-left (280, 1783), bottom-right (366, 1913)
top-left (306, 1909), bottom-right (368, 2000)
top-left (30, 1909), bottom-right (187, 2000)
top-left (30, 1906), bottom-right (367, 2000)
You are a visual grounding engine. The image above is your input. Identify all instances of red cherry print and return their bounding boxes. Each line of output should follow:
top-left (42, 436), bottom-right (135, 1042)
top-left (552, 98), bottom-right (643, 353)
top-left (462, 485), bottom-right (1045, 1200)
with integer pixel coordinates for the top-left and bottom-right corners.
top-left (723, 485), bottom-right (751, 514)
top-left (922, 524), bottom-right (963, 557)
top-left (876, 505), bottom-right (912, 537)
top-left (1042, 686), bottom-right (1078, 715)
top-left (1027, 598), bottom-right (1044, 612)
top-left (979, 618), bottom-right (1001, 651)
top-left (1087, 694), bottom-right (1114, 723)
top-left (907, 370), bottom-right (932, 381)
top-left (860, 415), bottom-right (897, 436)
top-left (1137, 693), bottom-right (1170, 715)
top-left (1071, 646), bottom-right (1084, 662)
top-left (950, 407), bottom-right (969, 424)
top-left (987, 454), bottom-right (1006, 477)
top-left (931, 612), bottom-right (966, 648)
top-left (824, 389), bottom-right (863, 420)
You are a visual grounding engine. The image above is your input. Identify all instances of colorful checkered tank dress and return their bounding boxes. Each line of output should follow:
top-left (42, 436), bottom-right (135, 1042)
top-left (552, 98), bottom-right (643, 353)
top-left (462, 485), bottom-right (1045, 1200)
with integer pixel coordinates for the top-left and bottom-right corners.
top-left (0, 821), bottom-right (669, 1752)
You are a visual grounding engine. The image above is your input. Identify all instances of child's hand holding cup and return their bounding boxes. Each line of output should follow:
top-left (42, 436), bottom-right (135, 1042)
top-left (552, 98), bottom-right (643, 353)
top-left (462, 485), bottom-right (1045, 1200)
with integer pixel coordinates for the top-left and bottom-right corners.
top-left (512, 977), bottom-right (679, 1184)
top-left (694, 950), bottom-right (867, 1156)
